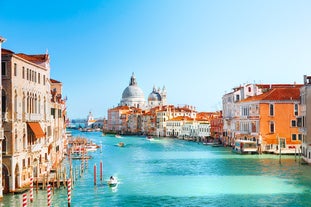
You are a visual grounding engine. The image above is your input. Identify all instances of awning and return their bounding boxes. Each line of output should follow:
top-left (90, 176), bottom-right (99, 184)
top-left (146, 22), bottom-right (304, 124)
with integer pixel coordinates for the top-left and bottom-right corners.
top-left (27, 122), bottom-right (45, 138)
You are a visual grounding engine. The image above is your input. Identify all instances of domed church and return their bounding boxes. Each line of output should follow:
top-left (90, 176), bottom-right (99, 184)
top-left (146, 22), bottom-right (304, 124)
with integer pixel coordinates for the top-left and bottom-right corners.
top-left (119, 73), bottom-right (167, 109)
top-left (120, 73), bottom-right (146, 108)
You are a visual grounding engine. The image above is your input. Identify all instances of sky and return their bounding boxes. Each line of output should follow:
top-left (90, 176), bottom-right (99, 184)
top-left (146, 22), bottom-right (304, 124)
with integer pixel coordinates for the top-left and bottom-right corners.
top-left (1, 0), bottom-right (311, 119)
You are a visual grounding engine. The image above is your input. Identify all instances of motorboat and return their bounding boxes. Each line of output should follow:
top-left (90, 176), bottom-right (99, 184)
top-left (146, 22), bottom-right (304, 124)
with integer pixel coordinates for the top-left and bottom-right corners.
top-left (118, 142), bottom-right (125, 147)
top-left (233, 140), bottom-right (258, 154)
top-left (146, 136), bottom-right (155, 141)
top-left (107, 177), bottom-right (118, 187)
top-left (115, 134), bottom-right (122, 138)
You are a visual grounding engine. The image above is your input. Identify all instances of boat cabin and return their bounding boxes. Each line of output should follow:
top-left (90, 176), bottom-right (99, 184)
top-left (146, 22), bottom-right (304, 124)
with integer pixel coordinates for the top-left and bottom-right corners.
top-left (233, 140), bottom-right (258, 154)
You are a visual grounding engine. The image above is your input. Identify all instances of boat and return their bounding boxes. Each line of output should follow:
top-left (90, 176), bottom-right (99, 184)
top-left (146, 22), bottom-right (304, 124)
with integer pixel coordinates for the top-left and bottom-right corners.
top-left (146, 136), bottom-right (154, 141)
top-left (115, 134), bottom-right (122, 138)
top-left (85, 144), bottom-right (98, 152)
top-left (118, 142), bottom-right (125, 147)
top-left (233, 140), bottom-right (258, 154)
top-left (107, 176), bottom-right (118, 187)
top-left (71, 155), bottom-right (93, 160)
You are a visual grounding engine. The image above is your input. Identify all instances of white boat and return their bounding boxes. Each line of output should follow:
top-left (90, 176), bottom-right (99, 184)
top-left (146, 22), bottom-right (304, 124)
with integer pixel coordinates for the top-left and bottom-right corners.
top-left (107, 177), bottom-right (118, 187)
top-left (115, 134), bottom-right (122, 138)
top-left (233, 140), bottom-right (258, 154)
top-left (85, 144), bottom-right (98, 152)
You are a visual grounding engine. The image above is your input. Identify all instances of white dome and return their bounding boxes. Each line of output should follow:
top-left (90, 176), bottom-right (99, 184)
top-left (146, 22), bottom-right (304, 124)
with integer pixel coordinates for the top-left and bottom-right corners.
top-left (120, 73), bottom-right (145, 108)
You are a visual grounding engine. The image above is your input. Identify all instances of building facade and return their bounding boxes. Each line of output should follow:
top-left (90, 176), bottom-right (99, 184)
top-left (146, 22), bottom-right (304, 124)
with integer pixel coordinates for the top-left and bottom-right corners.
top-left (300, 75), bottom-right (311, 163)
top-left (1, 48), bottom-right (67, 193)
top-left (0, 36), bottom-right (6, 199)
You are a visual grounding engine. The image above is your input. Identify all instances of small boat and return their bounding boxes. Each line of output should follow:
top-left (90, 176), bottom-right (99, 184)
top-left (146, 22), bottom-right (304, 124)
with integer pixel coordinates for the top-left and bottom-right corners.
top-left (85, 144), bottom-right (98, 151)
top-left (107, 177), bottom-right (118, 187)
top-left (118, 142), bottom-right (125, 147)
top-left (146, 136), bottom-right (154, 141)
top-left (115, 134), bottom-right (122, 138)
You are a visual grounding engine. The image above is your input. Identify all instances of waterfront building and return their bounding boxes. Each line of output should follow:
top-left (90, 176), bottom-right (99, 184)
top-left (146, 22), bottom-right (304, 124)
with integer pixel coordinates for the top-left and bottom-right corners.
top-left (156, 105), bottom-right (197, 137)
top-left (223, 83), bottom-right (302, 148)
top-left (50, 79), bottom-right (67, 170)
top-left (107, 106), bottom-right (132, 133)
top-left (127, 108), bottom-right (143, 134)
top-left (166, 116), bottom-right (192, 137)
top-left (0, 36), bottom-right (6, 199)
top-left (1, 48), bottom-right (67, 193)
top-left (141, 108), bottom-right (157, 136)
top-left (300, 75), bottom-right (311, 163)
top-left (209, 111), bottom-right (223, 139)
top-left (235, 85), bottom-right (302, 153)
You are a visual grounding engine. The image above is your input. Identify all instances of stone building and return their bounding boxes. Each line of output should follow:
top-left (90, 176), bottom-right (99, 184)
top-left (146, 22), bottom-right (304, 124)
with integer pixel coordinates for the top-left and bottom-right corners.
top-left (300, 75), bottom-right (311, 163)
top-left (0, 36), bottom-right (6, 199)
top-left (1, 48), bottom-right (67, 193)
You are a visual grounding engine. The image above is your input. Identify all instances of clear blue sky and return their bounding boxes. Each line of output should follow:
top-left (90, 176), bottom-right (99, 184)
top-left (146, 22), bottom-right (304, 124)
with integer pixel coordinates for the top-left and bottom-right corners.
top-left (1, 0), bottom-right (311, 119)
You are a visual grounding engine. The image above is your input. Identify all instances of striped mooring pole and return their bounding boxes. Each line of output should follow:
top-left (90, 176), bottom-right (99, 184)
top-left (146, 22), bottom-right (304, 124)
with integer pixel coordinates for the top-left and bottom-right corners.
top-left (67, 178), bottom-right (72, 207)
top-left (22, 193), bottom-right (27, 207)
top-left (47, 184), bottom-right (52, 207)
top-left (29, 177), bottom-right (33, 203)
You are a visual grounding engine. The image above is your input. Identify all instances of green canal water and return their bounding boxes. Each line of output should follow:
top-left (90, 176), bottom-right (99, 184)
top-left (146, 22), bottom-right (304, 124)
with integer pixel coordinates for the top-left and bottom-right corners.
top-left (2, 130), bottom-right (311, 207)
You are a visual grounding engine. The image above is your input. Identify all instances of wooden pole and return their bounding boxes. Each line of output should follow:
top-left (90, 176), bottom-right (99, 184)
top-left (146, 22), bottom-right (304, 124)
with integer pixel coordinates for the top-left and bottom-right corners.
top-left (94, 164), bottom-right (97, 186)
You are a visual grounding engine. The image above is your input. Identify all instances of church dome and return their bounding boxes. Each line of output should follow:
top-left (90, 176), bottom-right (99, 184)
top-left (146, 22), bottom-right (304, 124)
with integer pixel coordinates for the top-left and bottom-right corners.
top-left (122, 85), bottom-right (145, 99)
top-left (148, 88), bottom-right (162, 101)
top-left (120, 73), bottom-right (145, 108)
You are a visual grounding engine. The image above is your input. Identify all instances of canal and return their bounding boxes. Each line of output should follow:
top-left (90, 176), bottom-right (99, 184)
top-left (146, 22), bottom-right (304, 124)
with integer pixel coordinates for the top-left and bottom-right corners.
top-left (1, 129), bottom-right (311, 207)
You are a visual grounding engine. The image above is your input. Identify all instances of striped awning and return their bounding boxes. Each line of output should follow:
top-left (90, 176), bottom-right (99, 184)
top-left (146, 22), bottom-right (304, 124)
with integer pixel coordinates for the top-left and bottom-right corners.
top-left (27, 122), bottom-right (45, 138)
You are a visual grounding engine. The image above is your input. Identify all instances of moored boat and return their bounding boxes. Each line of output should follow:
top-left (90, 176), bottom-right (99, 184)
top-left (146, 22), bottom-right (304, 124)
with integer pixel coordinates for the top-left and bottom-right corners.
top-left (233, 140), bottom-right (258, 154)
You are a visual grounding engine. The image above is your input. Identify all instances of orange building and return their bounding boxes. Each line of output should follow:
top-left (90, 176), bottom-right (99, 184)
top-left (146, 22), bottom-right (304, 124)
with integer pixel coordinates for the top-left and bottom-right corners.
top-left (236, 86), bottom-right (302, 153)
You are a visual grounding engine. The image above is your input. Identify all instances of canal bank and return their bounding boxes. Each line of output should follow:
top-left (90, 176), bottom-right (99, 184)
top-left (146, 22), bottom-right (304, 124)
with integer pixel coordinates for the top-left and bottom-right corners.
top-left (1, 130), bottom-right (311, 207)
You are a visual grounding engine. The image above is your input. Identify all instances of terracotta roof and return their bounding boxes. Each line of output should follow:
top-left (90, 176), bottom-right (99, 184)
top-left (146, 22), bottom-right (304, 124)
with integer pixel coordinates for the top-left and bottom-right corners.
top-left (2, 48), bottom-right (14, 54)
top-left (50, 79), bottom-right (61, 83)
top-left (16, 53), bottom-right (49, 63)
top-left (2, 48), bottom-right (49, 64)
top-left (240, 87), bottom-right (301, 102)
top-left (168, 116), bottom-right (194, 121)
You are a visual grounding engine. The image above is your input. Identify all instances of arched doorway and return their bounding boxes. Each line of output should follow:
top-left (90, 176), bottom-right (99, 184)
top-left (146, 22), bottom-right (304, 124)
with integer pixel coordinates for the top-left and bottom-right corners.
top-left (2, 164), bottom-right (9, 194)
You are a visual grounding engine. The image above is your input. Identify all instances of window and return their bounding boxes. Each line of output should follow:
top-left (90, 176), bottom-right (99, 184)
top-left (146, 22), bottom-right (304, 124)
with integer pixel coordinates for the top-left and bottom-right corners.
top-left (14, 63), bottom-right (17, 76)
top-left (297, 117), bottom-right (302, 127)
top-left (51, 108), bottom-right (55, 117)
top-left (236, 94), bottom-right (240, 102)
top-left (292, 134), bottom-right (297, 141)
top-left (2, 61), bottom-right (7, 76)
top-left (270, 121), bottom-right (275, 133)
top-left (294, 104), bottom-right (299, 116)
top-left (269, 104), bottom-right (274, 116)
top-left (291, 120), bottom-right (297, 127)
top-left (38, 73), bottom-right (41, 84)
top-left (22, 67), bottom-right (25, 79)
top-left (298, 134), bottom-right (302, 141)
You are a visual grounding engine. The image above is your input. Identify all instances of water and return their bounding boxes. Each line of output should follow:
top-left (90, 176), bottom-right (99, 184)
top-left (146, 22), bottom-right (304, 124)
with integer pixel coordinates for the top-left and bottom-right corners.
top-left (2, 130), bottom-right (311, 207)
